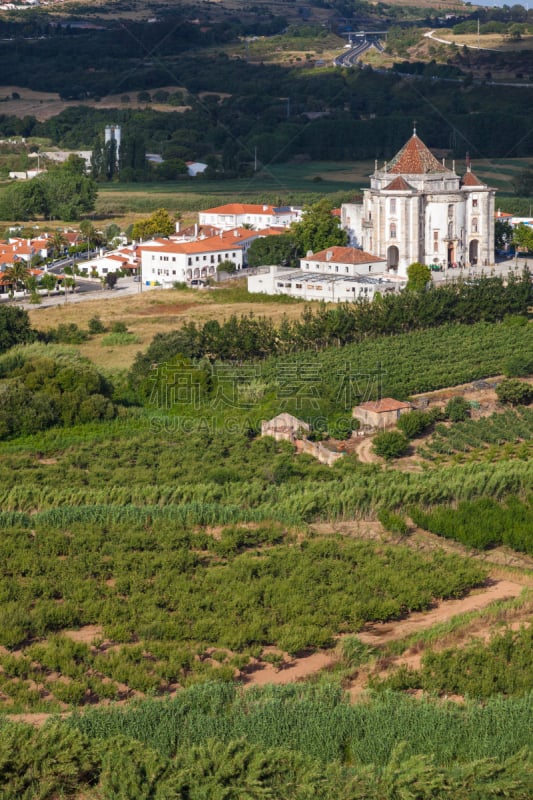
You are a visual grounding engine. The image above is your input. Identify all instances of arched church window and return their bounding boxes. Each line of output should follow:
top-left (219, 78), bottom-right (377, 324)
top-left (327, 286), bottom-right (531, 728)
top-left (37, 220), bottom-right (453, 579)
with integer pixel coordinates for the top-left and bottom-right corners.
top-left (390, 198), bottom-right (396, 214)
top-left (390, 223), bottom-right (397, 239)
top-left (448, 204), bottom-right (453, 219)
top-left (472, 217), bottom-right (478, 233)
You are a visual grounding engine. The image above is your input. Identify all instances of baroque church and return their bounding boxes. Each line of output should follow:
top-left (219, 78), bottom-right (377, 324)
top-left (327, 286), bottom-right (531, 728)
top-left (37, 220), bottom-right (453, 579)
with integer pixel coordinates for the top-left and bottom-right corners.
top-left (341, 129), bottom-right (495, 277)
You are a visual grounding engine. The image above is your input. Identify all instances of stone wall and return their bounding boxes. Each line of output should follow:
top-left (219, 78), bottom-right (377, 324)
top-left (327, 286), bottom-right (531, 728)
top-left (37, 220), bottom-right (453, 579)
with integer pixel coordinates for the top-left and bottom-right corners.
top-left (297, 438), bottom-right (345, 466)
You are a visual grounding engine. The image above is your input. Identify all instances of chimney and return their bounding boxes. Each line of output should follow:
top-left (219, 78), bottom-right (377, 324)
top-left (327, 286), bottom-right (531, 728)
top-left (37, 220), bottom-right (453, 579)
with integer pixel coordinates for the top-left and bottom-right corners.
top-left (326, 250), bottom-right (333, 261)
top-left (194, 223), bottom-right (198, 238)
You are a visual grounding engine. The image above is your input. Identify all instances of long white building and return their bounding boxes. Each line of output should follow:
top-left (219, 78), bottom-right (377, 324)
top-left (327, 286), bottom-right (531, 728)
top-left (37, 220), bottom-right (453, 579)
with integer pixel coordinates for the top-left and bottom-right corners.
top-left (248, 246), bottom-right (404, 303)
top-left (341, 129), bottom-right (495, 276)
top-left (199, 203), bottom-right (301, 231)
top-left (140, 228), bottom-right (264, 286)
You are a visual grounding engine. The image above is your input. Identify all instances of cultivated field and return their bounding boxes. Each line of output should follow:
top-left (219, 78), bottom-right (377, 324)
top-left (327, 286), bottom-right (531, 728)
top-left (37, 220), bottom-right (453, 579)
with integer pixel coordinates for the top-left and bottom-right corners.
top-left (0, 85), bottom-right (190, 123)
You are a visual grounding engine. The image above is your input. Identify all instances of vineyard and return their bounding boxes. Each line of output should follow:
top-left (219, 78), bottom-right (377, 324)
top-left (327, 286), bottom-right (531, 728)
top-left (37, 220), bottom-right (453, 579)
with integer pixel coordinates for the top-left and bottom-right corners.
top-left (0, 305), bottom-right (532, 797)
top-left (0, 520), bottom-right (485, 710)
top-left (0, 685), bottom-right (531, 798)
top-left (372, 626), bottom-right (533, 698)
top-left (419, 407), bottom-right (533, 461)
top-left (411, 495), bottom-right (533, 553)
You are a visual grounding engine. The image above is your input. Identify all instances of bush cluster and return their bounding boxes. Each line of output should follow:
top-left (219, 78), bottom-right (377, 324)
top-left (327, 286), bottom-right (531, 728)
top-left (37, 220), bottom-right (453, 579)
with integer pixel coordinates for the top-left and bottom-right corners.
top-left (0, 351), bottom-right (116, 438)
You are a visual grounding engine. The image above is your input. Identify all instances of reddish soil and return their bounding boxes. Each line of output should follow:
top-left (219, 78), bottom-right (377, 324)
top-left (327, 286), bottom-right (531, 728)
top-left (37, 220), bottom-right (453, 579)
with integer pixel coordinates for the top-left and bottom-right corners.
top-left (243, 651), bottom-right (335, 686)
top-left (63, 625), bottom-right (104, 645)
top-left (357, 579), bottom-right (525, 647)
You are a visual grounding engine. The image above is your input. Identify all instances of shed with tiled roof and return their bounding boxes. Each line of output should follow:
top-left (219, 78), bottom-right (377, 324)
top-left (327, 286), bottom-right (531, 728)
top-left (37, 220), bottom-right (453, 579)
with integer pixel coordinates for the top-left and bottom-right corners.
top-left (352, 398), bottom-right (412, 430)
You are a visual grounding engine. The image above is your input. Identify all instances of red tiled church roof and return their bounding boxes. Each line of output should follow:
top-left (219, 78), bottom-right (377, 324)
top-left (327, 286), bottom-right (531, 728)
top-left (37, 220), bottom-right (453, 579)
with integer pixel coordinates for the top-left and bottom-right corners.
top-left (383, 176), bottom-right (414, 191)
top-left (461, 169), bottom-right (484, 187)
top-left (387, 133), bottom-right (447, 175)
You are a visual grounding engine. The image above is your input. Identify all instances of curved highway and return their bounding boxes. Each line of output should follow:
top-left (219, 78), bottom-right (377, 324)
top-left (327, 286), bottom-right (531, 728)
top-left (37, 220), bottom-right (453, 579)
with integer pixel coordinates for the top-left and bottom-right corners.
top-left (334, 39), bottom-right (382, 67)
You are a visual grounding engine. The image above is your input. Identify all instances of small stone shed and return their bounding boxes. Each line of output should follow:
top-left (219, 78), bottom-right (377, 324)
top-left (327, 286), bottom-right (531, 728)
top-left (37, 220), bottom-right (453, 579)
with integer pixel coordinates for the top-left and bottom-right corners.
top-left (352, 398), bottom-right (412, 430)
top-left (261, 413), bottom-right (311, 443)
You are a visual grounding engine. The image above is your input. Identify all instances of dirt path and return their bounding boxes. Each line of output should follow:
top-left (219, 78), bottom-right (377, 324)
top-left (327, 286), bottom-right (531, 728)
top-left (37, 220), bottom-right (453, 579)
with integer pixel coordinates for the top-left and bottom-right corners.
top-left (243, 651), bottom-right (335, 687)
top-left (357, 578), bottom-right (526, 646)
top-left (353, 436), bottom-right (380, 464)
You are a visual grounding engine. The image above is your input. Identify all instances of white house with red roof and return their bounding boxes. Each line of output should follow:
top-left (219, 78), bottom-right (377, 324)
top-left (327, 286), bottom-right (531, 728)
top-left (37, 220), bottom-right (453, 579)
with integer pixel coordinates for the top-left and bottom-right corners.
top-left (300, 246), bottom-right (387, 277)
top-left (248, 246), bottom-right (403, 303)
top-left (77, 250), bottom-right (137, 279)
top-left (140, 228), bottom-right (265, 286)
top-left (341, 129), bottom-right (495, 275)
top-left (198, 203), bottom-right (301, 231)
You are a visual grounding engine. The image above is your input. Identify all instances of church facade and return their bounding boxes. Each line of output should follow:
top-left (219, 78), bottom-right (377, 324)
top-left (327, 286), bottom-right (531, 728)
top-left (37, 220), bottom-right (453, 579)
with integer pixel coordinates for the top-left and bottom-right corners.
top-left (341, 131), bottom-right (496, 277)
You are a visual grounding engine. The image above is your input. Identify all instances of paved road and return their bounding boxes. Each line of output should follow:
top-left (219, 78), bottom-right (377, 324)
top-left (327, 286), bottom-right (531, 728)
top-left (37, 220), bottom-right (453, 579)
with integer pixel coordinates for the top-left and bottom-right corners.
top-left (431, 258), bottom-right (530, 285)
top-left (334, 40), bottom-right (376, 67)
top-left (16, 277), bottom-right (155, 311)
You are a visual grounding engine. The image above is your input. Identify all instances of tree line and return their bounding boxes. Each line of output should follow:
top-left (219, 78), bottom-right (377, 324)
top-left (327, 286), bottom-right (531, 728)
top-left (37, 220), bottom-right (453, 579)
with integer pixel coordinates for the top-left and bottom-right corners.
top-left (0, 157), bottom-right (96, 221)
top-left (130, 271), bottom-right (533, 385)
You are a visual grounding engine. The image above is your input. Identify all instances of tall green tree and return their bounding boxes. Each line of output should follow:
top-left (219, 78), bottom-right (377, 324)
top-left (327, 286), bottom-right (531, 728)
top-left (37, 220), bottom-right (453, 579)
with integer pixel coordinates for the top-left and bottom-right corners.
top-left (3, 261), bottom-right (30, 291)
top-left (132, 208), bottom-right (176, 240)
top-left (0, 306), bottom-right (35, 352)
top-left (512, 223), bottom-right (533, 254)
top-left (290, 199), bottom-right (348, 255)
top-left (247, 233), bottom-right (298, 268)
top-left (406, 262), bottom-right (431, 292)
top-left (51, 230), bottom-right (68, 258)
top-left (495, 219), bottom-right (513, 250)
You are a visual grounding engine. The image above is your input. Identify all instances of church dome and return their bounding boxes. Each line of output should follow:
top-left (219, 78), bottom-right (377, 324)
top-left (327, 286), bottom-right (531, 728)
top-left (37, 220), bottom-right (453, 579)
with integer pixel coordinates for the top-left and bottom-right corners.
top-left (387, 132), bottom-right (448, 175)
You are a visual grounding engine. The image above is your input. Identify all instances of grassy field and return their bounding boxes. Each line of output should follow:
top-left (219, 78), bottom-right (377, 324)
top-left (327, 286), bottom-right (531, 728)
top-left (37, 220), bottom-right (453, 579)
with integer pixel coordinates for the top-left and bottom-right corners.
top-left (0, 85), bottom-right (191, 123)
top-left (92, 156), bottom-right (531, 227)
top-left (434, 30), bottom-right (533, 54)
top-left (27, 282), bottom-right (309, 370)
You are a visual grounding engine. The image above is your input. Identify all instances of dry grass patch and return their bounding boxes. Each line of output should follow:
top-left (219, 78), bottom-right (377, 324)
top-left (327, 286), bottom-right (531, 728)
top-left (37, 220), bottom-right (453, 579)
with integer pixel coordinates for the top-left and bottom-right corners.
top-left (0, 85), bottom-right (190, 122)
top-left (28, 287), bottom-right (309, 370)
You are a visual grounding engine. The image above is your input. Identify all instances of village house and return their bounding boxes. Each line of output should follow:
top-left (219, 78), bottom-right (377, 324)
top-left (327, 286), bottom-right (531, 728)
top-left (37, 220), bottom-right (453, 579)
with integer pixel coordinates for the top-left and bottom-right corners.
top-left (186, 161), bottom-right (208, 177)
top-left (140, 227), bottom-right (274, 286)
top-left (261, 413), bottom-right (345, 466)
top-left (198, 203), bottom-right (302, 231)
top-left (248, 266), bottom-right (402, 303)
top-left (352, 398), bottom-right (412, 431)
top-left (261, 413), bottom-right (310, 442)
top-left (301, 246), bottom-right (387, 277)
top-left (78, 246), bottom-right (140, 279)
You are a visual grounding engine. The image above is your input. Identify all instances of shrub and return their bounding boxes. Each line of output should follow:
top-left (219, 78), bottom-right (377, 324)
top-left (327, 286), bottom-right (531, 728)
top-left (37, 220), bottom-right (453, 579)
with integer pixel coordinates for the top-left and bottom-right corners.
top-left (504, 353), bottom-right (533, 378)
top-left (372, 430), bottom-right (409, 460)
top-left (445, 395), bottom-right (471, 422)
top-left (88, 316), bottom-right (106, 335)
top-left (110, 321), bottom-right (128, 334)
top-left (101, 333), bottom-right (140, 346)
top-left (377, 508), bottom-right (409, 536)
top-left (496, 379), bottom-right (533, 406)
top-left (44, 323), bottom-right (89, 344)
top-left (397, 411), bottom-right (431, 438)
